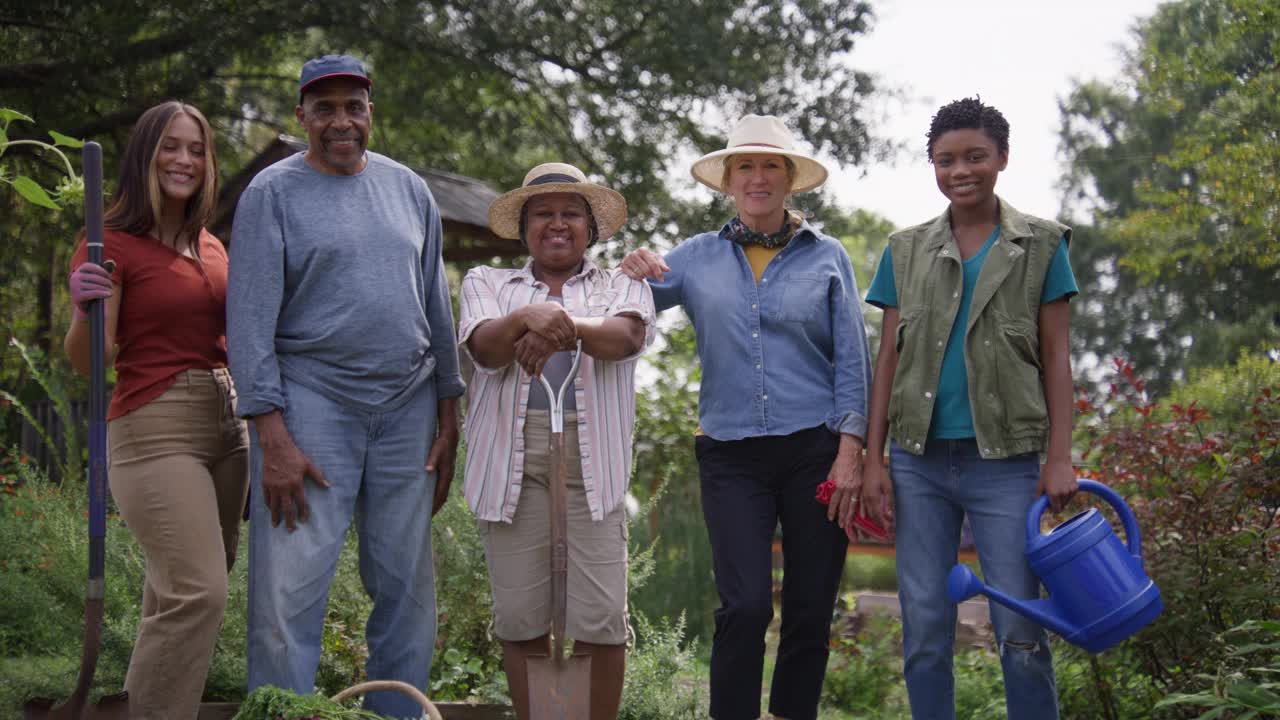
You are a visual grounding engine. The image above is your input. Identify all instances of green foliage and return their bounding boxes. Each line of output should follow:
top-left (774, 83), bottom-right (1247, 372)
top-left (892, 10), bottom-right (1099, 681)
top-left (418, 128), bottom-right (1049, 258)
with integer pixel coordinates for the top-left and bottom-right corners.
top-left (0, 456), bottom-right (146, 713)
top-left (314, 535), bottom-right (375, 697)
top-left (824, 205), bottom-right (893, 346)
top-left (618, 613), bottom-right (708, 720)
top-left (1054, 644), bottom-right (1164, 720)
top-left (233, 684), bottom-right (386, 720)
top-left (0, 337), bottom-right (84, 484)
top-left (0, 108), bottom-right (88, 426)
top-left (952, 648), bottom-right (1007, 720)
top-left (821, 613), bottom-right (905, 715)
top-left (0, 108), bottom-right (84, 212)
top-left (1154, 620), bottom-right (1280, 719)
top-left (628, 321), bottom-right (719, 640)
top-left (842, 554), bottom-right (898, 592)
top-left (1058, 0), bottom-right (1280, 393)
top-left (1077, 357), bottom-right (1280, 710)
top-left (1166, 349), bottom-right (1280, 430)
top-left (427, 449), bottom-right (508, 702)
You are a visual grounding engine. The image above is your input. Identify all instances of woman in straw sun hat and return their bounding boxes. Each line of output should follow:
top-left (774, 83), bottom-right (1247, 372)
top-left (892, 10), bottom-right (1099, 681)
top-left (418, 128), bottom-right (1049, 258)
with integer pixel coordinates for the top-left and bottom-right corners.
top-left (458, 162), bottom-right (656, 720)
top-left (621, 115), bottom-right (873, 720)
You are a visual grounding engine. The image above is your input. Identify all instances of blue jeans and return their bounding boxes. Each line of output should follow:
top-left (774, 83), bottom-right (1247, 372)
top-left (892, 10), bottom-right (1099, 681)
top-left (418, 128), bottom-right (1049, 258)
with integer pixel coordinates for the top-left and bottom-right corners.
top-left (247, 377), bottom-right (438, 720)
top-left (891, 439), bottom-right (1058, 720)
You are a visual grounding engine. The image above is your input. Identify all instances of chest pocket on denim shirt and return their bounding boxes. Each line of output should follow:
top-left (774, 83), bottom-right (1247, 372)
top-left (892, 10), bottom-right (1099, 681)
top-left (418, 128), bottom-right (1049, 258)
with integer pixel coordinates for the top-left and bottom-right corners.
top-left (775, 272), bottom-right (826, 322)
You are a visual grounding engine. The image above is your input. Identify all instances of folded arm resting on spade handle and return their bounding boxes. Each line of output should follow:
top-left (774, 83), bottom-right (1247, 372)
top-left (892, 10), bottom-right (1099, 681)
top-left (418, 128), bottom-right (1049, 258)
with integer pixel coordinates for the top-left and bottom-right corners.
top-left (467, 303), bottom-right (575, 372)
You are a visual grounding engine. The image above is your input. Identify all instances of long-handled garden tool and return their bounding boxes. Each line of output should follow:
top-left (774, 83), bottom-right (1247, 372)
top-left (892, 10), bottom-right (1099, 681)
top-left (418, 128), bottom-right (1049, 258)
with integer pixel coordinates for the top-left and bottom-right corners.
top-left (527, 342), bottom-right (591, 720)
top-left (24, 141), bottom-right (130, 720)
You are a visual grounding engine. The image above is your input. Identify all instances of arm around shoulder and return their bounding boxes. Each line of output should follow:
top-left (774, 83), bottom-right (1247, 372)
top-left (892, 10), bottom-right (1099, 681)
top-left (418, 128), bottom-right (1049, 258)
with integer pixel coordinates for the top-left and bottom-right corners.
top-left (575, 270), bottom-right (655, 362)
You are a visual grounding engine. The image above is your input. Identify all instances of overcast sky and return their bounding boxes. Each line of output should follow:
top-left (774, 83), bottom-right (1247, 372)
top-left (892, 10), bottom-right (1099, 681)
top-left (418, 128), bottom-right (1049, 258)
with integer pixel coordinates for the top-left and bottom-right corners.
top-left (824, 0), bottom-right (1166, 228)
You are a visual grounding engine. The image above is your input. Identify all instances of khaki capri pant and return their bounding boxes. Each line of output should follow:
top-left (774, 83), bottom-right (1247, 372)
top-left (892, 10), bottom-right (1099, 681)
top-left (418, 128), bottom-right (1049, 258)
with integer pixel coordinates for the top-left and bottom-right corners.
top-left (479, 410), bottom-right (630, 645)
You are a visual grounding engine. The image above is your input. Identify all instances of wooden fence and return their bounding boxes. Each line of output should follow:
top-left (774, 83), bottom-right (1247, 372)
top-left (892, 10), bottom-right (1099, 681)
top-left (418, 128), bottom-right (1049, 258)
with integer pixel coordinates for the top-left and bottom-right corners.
top-left (17, 398), bottom-right (87, 484)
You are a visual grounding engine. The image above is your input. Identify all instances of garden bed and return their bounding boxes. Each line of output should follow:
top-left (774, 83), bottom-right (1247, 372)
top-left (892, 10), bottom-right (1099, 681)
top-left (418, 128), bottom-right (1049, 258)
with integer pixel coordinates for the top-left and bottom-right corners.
top-left (197, 701), bottom-right (515, 720)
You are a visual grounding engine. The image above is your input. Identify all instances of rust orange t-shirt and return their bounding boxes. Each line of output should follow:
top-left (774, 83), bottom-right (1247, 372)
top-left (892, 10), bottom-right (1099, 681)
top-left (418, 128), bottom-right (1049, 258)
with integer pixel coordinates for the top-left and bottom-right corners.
top-left (71, 228), bottom-right (230, 420)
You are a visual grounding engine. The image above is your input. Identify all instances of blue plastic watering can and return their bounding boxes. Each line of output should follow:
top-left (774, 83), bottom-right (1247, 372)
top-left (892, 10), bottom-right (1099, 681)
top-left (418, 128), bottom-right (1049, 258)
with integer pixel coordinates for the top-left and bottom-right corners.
top-left (947, 480), bottom-right (1163, 653)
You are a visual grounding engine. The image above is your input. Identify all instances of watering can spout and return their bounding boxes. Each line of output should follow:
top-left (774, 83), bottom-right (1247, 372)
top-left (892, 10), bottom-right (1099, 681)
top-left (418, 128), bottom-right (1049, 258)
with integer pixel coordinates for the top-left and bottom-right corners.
top-left (946, 566), bottom-right (1082, 642)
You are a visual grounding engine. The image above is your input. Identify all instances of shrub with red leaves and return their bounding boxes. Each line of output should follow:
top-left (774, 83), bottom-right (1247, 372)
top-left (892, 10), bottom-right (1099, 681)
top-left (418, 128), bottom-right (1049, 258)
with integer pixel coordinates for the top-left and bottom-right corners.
top-left (1075, 358), bottom-right (1280, 705)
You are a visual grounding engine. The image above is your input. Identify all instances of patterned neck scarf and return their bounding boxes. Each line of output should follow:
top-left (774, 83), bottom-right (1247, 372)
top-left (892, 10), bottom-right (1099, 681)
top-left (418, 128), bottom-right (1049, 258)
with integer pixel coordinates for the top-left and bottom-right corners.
top-left (724, 211), bottom-right (803, 249)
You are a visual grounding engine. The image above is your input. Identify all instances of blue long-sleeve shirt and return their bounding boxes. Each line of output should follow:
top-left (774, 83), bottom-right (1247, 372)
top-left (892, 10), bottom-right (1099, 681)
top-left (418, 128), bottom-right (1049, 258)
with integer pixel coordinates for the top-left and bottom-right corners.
top-left (650, 222), bottom-right (872, 441)
top-left (227, 151), bottom-right (465, 417)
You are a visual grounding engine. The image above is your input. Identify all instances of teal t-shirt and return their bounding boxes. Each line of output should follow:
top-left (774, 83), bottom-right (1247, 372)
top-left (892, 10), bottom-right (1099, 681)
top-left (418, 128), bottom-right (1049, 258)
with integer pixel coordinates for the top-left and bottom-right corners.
top-left (865, 228), bottom-right (1078, 439)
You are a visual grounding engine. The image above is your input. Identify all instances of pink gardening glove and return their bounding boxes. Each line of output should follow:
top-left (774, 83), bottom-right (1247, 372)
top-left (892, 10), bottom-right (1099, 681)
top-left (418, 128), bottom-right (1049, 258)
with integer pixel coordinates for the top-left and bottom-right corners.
top-left (69, 260), bottom-right (115, 321)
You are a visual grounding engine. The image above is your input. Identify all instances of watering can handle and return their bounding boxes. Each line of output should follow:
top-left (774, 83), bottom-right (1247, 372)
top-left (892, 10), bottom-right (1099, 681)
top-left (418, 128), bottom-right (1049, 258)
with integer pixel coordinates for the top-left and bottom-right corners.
top-left (1026, 479), bottom-right (1143, 560)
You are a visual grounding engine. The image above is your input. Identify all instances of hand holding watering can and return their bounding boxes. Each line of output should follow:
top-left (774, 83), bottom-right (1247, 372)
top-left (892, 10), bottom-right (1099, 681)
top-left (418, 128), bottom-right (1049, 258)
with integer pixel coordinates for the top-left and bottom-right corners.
top-left (948, 480), bottom-right (1163, 653)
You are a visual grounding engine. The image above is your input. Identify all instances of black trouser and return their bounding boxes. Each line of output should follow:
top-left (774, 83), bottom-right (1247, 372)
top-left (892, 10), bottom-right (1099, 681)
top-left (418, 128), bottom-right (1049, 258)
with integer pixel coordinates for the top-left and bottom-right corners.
top-left (695, 425), bottom-right (848, 720)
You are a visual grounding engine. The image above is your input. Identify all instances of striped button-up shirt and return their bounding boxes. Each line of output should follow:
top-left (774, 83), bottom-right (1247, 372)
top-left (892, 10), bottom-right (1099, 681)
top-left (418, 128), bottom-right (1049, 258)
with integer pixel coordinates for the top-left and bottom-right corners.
top-left (458, 258), bottom-right (656, 522)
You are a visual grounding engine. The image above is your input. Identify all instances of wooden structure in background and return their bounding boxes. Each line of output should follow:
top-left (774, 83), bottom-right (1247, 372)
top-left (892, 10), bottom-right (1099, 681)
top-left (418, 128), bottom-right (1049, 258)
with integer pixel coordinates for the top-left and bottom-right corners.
top-left (210, 135), bottom-right (522, 263)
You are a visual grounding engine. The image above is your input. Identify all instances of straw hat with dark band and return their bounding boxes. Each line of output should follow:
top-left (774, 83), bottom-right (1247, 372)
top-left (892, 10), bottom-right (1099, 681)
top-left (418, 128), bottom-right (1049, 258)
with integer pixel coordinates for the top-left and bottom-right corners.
top-left (488, 162), bottom-right (628, 241)
top-left (690, 114), bottom-right (829, 194)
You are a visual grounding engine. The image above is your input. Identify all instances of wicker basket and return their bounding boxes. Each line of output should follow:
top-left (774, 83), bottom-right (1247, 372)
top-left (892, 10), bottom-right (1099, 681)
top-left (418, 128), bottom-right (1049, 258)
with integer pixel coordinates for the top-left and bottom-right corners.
top-left (329, 680), bottom-right (444, 720)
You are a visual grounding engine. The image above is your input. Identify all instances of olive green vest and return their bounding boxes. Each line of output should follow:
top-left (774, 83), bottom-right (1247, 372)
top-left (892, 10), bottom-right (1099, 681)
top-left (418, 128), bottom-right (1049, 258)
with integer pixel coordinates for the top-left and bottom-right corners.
top-left (887, 198), bottom-right (1070, 458)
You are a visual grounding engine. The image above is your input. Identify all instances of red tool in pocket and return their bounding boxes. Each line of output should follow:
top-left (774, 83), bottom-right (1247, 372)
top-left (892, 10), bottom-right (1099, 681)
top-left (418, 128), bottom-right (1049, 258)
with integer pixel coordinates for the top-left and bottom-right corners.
top-left (815, 479), bottom-right (892, 543)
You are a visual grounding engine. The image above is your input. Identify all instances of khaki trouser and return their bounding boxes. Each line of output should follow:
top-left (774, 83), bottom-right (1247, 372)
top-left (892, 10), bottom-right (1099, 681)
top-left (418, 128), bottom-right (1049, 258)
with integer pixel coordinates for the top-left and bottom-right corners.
top-left (107, 368), bottom-right (248, 720)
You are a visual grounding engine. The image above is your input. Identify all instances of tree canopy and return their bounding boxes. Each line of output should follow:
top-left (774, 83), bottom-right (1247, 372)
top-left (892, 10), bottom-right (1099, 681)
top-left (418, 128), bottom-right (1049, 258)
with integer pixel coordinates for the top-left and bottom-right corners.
top-left (1059, 0), bottom-right (1279, 392)
top-left (1, 0), bottom-right (889, 381)
top-left (2, 1), bottom-right (888, 218)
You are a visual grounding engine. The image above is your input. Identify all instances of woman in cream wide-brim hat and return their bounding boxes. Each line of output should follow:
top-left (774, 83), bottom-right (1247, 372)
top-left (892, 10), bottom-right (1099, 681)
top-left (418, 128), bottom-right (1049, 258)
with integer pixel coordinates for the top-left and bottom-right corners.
top-left (458, 162), bottom-right (656, 720)
top-left (621, 115), bottom-right (874, 720)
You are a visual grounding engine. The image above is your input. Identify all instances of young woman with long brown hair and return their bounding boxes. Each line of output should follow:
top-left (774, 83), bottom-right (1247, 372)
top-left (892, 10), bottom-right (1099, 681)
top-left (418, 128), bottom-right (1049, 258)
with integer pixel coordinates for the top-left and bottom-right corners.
top-left (64, 100), bottom-right (247, 720)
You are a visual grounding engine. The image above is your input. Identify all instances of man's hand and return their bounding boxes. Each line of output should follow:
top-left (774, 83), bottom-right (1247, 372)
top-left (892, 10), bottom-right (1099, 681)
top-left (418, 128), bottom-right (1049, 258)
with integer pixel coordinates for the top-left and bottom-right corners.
top-left (514, 331), bottom-right (560, 377)
top-left (521, 302), bottom-right (576, 347)
top-left (860, 460), bottom-right (894, 528)
top-left (1037, 459), bottom-right (1078, 513)
top-left (426, 397), bottom-right (460, 516)
top-left (254, 411), bottom-right (329, 532)
top-left (619, 248), bottom-right (670, 281)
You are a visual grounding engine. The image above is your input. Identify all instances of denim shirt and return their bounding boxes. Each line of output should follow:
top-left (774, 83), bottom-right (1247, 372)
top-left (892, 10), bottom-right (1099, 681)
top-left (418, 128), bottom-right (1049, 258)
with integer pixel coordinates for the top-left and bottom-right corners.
top-left (650, 221), bottom-right (872, 441)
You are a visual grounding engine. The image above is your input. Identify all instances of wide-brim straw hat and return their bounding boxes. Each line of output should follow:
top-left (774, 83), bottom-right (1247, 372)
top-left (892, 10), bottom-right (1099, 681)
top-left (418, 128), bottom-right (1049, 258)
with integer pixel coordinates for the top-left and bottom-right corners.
top-left (488, 162), bottom-right (628, 241)
top-left (690, 114), bottom-right (829, 194)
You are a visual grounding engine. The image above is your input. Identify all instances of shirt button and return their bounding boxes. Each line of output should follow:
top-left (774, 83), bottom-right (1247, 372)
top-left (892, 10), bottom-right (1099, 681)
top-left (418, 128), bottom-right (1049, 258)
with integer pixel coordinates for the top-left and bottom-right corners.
top-left (755, 363), bottom-right (761, 370)
top-left (984, 340), bottom-right (991, 346)
top-left (762, 394), bottom-right (769, 400)
top-left (762, 277), bottom-right (769, 282)
top-left (953, 292), bottom-right (959, 298)
top-left (752, 332), bottom-right (759, 338)
top-left (751, 303), bottom-right (758, 310)
top-left (984, 448), bottom-right (991, 454)
top-left (924, 391), bottom-right (933, 399)
top-left (914, 442), bottom-right (922, 450)
top-left (937, 340), bottom-right (943, 347)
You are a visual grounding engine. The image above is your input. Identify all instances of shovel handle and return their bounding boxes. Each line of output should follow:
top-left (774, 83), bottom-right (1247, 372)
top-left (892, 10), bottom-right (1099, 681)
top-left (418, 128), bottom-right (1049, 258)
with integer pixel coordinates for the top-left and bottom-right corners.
top-left (536, 341), bottom-right (581, 661)
top-left (330, 680), bottom-right (444, 720)
top-left (84, 142), bottom-right (108, 582)
top-left (536, 340), bottom-right (583, 433)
